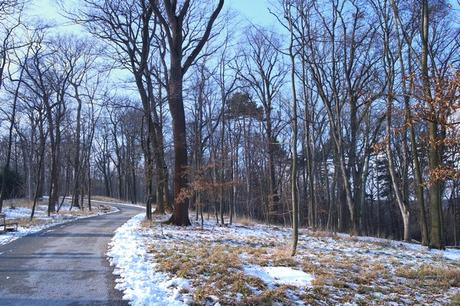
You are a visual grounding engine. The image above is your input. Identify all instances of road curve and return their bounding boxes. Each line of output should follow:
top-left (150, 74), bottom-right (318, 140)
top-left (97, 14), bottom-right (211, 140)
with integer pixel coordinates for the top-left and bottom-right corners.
top-left (0, 203), bottom-right (144, 306)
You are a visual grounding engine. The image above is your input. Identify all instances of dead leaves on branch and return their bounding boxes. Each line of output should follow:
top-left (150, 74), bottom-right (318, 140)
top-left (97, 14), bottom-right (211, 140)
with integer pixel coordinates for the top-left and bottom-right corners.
top-left (174, 164), bottom-right (241, 204)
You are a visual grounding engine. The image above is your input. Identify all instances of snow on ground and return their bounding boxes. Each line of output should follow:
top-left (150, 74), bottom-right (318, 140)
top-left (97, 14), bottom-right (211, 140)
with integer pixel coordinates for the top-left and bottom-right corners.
top-left (244, 265), bottom-right (314, 288)
top-left (107, 214), bottom-right (190, 306)
top-left (109, 214), bottom-right (460, 305)
top-left (89, 198), bottom-right (146, 210)
top-left (442, 249), bottom-right (460, 261)
top-left (338, 232), bottom-right (460, 262)
top-left (0, 201), bottom-right (118, 247)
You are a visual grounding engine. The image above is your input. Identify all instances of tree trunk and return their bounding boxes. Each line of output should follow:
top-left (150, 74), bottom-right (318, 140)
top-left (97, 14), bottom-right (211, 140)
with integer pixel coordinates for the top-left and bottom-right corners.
top-left (421, 0), bottom-right (444, 249)
top-left (168, 55), bottom-right (190, 226)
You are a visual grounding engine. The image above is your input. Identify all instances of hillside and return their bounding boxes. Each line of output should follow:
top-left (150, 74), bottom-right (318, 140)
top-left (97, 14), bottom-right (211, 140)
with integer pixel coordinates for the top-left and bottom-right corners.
top-left (108, 214), bottom-right (460, 305)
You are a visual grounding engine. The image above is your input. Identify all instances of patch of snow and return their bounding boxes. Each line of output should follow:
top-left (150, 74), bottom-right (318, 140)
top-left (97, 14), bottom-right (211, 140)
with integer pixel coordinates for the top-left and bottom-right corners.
top-left (3, 207), bottom-right (33, 219)
top-left (0, 203), bottom-right (118, 247)
top-left (107, 214), bottom-right (188, 306)
top-left (90, 199), bottom-right (146, 209)
top-left (108, 212), bottom-right (459, 304)
top-left (244, 265), bottom-right (314, 287)
top-left (0, 221), bottom-right (50, 246)
top-left (160, 278), bottom-right (193, 304)
top-left (337, 232), bottom-right (460, 263)
top-left (434, 248), bottom-right (460, 261)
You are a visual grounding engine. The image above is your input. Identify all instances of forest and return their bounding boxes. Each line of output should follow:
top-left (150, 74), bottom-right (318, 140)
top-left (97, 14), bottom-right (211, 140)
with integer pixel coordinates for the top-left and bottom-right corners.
top-left (0, 0), bottom-right (459, 254)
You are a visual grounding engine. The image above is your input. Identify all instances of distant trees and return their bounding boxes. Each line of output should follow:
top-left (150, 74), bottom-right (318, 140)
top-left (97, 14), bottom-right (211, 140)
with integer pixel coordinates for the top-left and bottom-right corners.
top-left (0, 0), bottom-right (458, 249)
top-left (270, 0), bottom-right (459, 249)
top-left (238, 27), bottom-right (287, 224)
top-left (0, 167), bottom-right (22, 199)
top-left (0, 10), bottom-right (109, 218)
top-left (77, 0), bottom-right (171, 218)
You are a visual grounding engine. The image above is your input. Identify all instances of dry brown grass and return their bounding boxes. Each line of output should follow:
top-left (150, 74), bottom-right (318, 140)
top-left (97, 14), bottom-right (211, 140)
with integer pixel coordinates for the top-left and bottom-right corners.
top-left (451, 293), bottom-right (460, 305)
top-left (147, 242), bottom-right (308, 305)
top-left (234, 216), bottom-right (256, 226)
top-left (139, 218), bottom-right (152, 228)
top-left (143, 216), bottom-right (459, 305)
top-left (307, 230), bottom-right (337, 239)
top-left (4, 198), bottom-right (39, 208)
top-left (395, 264), bottom-right (460, 288)
top-left (90, 196), bottom-right (122, 203)
top-left (13, 217), bottom-right (49, 227)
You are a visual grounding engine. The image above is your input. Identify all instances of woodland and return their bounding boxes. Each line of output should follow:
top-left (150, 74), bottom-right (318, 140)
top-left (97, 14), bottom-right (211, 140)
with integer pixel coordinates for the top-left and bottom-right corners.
top-left (0, 0), bottom-right (459, 253)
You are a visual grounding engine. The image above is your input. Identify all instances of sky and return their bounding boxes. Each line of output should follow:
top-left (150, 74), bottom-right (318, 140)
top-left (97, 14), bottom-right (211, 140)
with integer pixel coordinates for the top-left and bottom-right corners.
top-left (23, 0), bottom-right (277, 97)
top-left (228, 0), bottom-right (276, 26)
top-left (26, 0), bottom-right (277, 28)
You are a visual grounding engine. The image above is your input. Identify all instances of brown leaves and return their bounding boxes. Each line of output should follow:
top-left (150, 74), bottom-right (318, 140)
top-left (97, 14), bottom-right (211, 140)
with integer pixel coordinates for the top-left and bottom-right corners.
top-left (428, 166), bottom-right (460, 185)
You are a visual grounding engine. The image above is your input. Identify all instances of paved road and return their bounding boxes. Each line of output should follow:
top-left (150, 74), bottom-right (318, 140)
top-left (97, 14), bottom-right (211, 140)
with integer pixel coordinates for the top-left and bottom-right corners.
top-left (0, 203), bottom-right (143, 306)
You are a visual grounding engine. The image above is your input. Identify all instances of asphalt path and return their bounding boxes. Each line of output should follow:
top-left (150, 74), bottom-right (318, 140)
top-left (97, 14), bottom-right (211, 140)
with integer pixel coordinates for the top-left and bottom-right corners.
top-left (0, 202), bottom-right (144, 306)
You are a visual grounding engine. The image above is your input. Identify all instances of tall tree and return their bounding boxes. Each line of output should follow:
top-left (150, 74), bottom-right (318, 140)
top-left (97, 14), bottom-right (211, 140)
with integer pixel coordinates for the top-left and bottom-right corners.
top-left (150, 0), bottom-right (224, 225)
top-left (0, 0), bottom-right (23, 213)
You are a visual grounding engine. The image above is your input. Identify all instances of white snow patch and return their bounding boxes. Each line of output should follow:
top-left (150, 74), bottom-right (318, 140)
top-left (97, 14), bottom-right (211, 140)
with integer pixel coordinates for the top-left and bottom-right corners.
top-left (107, 213), bottom-right (459, 304)
top-left (244, 265), bottom-right (314, 287)
top-left (434, 248), bottom-right (460, 261)
top-left (0, 203), bottom-right (118, 247)
top-left (107, 213), bottom-right (188, 306)
top-left (337, 232), bottom-right (460, 263)
top-left (90, 199), bottom-right (145, 209)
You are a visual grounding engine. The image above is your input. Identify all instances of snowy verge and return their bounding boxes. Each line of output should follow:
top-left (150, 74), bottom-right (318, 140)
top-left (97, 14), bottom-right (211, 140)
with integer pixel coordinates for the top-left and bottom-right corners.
top-left (81, 199), bottom-right (146, 210)
top-left (0, 203), bottom-right (119, 247)
top-left (107, 213), bottom-right (460, 305)
top-left (107, 214), bottom-right (190, 306)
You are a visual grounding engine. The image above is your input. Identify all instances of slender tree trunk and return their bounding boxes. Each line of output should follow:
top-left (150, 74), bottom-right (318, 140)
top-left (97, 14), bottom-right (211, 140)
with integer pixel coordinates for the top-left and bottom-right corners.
top-left (288, 25), bottom-right (299, 255)
top-left (421, 0), bottom-right (444, 249)
top-left (386, 97), bottom-right (411, 242)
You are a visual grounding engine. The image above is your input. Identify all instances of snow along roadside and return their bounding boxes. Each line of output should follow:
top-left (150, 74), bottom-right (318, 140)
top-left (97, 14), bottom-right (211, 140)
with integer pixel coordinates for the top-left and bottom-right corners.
top-left (0, 204), bottom-right (119, 247)
top-left (78, 199), bottom-right (146, 210)
top-left (107, 213), bottom-right (190, 306)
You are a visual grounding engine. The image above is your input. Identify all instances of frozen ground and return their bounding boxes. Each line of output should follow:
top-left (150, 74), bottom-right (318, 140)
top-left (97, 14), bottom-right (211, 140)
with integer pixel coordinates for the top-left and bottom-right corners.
top-left (0, 201), bottom-right (118, 246)
top-left (108, 214), bottom-right (460, 305)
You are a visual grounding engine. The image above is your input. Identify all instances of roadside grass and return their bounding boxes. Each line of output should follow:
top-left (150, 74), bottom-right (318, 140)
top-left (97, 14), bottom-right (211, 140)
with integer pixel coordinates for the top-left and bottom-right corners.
top-left (2, 198), bottom-right (116, 228)
top-left (142, 215), bottom-right (460, 305)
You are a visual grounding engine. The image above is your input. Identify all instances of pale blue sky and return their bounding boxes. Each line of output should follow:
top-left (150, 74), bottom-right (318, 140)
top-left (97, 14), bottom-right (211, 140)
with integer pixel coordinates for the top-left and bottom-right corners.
top-left (23, 0), bottom-right (277, 93)
top-left (27, 0), bottom-right (276, 28)
top-left (228, 0), bottom-right (275, 26)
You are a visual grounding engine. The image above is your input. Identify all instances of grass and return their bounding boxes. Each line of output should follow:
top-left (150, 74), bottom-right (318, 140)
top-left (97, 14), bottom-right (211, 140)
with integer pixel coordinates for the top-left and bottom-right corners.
top-left (3, 198), bottom-right (35, 208)
top-left (2, 198), bottom-right (114, 228)
top-left (141, 215), bottom-right (460, 305)
top-left (452, 293), bottom-right (460, 305)
top-left (395, 264), bottom-right (460, 288)
top-left (148, 243), bottom-right (284, 304)
top-left (234, 216), bottom-right (257, 226)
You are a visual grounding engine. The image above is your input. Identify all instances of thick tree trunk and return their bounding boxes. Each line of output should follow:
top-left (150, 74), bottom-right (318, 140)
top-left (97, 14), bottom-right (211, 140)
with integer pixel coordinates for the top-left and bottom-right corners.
top-left (168, 56), bottom-right (190, 226)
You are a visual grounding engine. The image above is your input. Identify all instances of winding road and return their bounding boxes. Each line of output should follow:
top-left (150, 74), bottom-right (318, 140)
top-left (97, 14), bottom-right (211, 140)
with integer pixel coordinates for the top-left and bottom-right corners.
top-left (0, 202), bottom-right (143, 306)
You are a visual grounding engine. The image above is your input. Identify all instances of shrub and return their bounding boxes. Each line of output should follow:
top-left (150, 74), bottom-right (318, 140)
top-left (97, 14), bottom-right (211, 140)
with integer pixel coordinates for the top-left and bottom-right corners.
top-left (0, 167), bottom-right (23, 199)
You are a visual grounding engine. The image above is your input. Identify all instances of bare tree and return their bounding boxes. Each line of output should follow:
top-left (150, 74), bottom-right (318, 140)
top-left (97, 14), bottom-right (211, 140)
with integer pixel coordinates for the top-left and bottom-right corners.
top-left (150, 0), bottom-right (224, 225)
